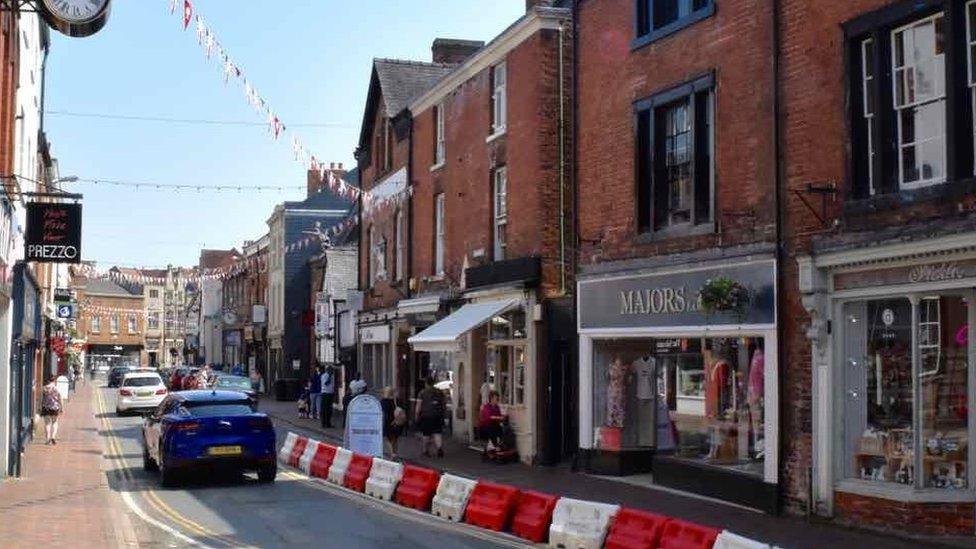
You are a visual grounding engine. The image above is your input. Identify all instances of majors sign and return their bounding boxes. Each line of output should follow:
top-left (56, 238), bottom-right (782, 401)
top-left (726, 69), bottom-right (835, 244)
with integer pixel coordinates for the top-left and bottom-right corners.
top-left (25, 203), bottom-right (82, 264)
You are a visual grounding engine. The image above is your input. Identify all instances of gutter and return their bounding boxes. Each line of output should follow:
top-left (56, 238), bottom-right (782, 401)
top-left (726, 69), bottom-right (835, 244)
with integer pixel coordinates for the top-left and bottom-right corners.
top-left (771, 0), bottom-right (788, 516)
top-left (558, 23), bottom-right (567, 296)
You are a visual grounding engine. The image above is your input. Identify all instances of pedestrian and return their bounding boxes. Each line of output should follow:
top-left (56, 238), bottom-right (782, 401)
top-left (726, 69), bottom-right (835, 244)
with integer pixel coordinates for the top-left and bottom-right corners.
top-left (249, 368), bottom-right (262, 393)
top-left (309, 365), bottom-right (323, 420)
top-left (415, 377), bottom-right (446, 458)
top-left (320, 364), bottom-right (336, 428)
top-left (40, 375), bottom-right (62, 445)
top-left (380, 387), bottom-right (406, 459)
top-left (297, 381), bottom-right (311, 419)
top-left (479, 390), bottom-right (505, 450)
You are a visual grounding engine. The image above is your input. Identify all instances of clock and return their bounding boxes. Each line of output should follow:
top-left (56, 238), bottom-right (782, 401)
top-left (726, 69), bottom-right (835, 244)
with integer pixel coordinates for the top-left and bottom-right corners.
top-left (41, 0), bottom-right (112, 38)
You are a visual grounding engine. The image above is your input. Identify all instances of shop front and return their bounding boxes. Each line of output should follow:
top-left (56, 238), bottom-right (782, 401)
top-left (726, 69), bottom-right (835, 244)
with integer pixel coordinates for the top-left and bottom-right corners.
top-left (800, 233), bottom-right (976, 535)
top-left (577, 258), bottom-right (779, 512)
top-left (358, 320), bottom-right (395, 396)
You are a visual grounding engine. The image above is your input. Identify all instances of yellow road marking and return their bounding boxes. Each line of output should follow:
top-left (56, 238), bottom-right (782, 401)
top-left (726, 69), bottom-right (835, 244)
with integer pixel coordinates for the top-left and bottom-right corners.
top-left (94, 387), bottom-right (251, 549)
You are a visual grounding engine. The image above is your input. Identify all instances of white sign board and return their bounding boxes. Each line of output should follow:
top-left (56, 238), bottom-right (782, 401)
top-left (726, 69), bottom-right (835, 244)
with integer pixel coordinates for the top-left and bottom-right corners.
top-left (343, 394), bottom-right (384, 458)
top-left (292, 359), bottom-right (301, 371)
top-left (359, 325), bottom-right (389, 344)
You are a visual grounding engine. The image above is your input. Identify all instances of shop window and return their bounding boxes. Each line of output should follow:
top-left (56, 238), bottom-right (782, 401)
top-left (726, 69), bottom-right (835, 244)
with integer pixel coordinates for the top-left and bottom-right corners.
top-left (487, 343), bottom-right (526, 407)
top-left (842, 295), bottom-right (970, 489)
top-left (489, 309), bottom-right (525, 341)
top-left (361, 343), bottom-right (390, 392)
top-left (592, 337), bottom-right (766, 476)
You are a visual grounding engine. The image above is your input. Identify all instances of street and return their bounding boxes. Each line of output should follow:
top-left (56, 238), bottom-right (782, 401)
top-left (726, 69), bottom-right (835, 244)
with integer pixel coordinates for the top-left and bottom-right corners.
top-left (91, 381), bottom-right (520, 548)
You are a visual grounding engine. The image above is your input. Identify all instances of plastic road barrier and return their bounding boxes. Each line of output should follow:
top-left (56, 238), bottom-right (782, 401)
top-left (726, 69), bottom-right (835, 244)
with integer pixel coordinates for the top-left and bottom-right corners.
top-left (327, 447), bottom-right (353, 485)
top-left (309, 443), bottom-right (338, 479)
top-left (548, 497), bottom-right (620, 549)
top-left (278, 432), bottom-right (300, 464)
top-left (365, 458), bottom-right (404, 501)
top-left (297, 440), bottom-right (320, 474)
top-left (659, 519), bottom-right (721, 549)
top-left (511, 490), bottom-right (559, 543)
top-left (713, 530), bottom-right (771, 549)
top-left (464, 481), bottom-right (520, 532)
top-left (394, 465), bottom-right (441, 511)
top-left (342, 453), bottom-right (374, 493)
top-left (280, 433), bottom-right (309, 468)
top-left (604, 508), bottom-right (670, 549)
top-left (431, 473), bottom-right (478, 522)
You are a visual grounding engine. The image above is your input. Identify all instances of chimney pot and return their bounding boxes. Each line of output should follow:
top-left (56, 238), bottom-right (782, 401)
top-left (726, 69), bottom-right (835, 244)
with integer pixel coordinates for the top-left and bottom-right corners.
top-left (526, 0), bottom-right (553, 11)
top-left (431, 38), bottom-right (485, 64)
top-left (338, 162), bottom-right (343, 170)
top-left (330, 162), bottom-right (335, 170)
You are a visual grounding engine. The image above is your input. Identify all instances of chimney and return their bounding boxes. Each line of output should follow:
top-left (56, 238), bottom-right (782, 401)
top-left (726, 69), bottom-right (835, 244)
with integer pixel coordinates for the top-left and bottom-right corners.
top-left (431, 38), bottom-right (485, 64)
top-left (526, 0), bottom-right (553, 11)
top-left (307, 166), bottom-right (348, 197)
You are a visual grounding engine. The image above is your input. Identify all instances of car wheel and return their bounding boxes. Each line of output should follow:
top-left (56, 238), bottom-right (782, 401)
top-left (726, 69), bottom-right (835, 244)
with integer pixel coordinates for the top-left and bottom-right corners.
top-left (158, 444), bottom-right (179, 487)
top-left (257, 464), bottom-right (276, 483)
top-left (142, 442), bottom-right (158, 472)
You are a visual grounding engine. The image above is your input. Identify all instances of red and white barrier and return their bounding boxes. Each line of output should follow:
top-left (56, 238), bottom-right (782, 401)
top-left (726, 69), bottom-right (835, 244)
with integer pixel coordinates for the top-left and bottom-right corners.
top-left (431, 473), bottom-right (478, 522)
top-left (298, 440), bottom-right (320, 474)
top-left (327, 447), bottom-right (353, 485)
top-left (365, 457), bottom-right (404, 501)
top-left (277, 432), bottom-right (300, 464)
top-left (714, 530), bottom-right (771, 549)
top-left (548, 497), bottom-right (620, 549)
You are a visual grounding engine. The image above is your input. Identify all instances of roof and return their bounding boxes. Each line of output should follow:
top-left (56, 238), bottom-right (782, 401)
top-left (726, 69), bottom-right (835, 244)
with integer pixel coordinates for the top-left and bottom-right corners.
top-left (81, 278), bottom-right (140, 297)
top-left (199, 249), bottom-right (240, 270)
top-left (373, 58), bottom-right (455, 117)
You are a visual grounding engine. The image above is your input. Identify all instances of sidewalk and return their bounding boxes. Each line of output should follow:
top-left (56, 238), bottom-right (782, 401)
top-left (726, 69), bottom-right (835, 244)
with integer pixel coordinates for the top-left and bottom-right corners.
top-left (0, 381), bottom-right (139, 548)
top-left (262, 397), bottom-right (967, 549)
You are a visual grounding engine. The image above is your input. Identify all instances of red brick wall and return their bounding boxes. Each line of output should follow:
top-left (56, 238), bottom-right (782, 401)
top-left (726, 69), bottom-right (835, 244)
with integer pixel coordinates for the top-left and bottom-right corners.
top-left (0, 10), bottom-right (18, 180)
top-left (411, 28), bottom-right (573, 298)
top-left (576, 0), bottom-right (776, 267)
top-left (359, 90), bottom-right (411, 312)
top-left (834, 492), bottom-right (975, 536)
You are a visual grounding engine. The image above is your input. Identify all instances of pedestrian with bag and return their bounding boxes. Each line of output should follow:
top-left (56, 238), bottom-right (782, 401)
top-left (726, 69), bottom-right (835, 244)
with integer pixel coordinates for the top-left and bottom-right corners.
top-left (309, 365), bottom-right (323, 420)
top-left (415, 377), bottom-right (446, 458)
top-left (380, 387), bottom-right (406, 459)
top-left (320, 364), bottom-right (336, 428)
top-left (41, 376), bottom-right (63, 445)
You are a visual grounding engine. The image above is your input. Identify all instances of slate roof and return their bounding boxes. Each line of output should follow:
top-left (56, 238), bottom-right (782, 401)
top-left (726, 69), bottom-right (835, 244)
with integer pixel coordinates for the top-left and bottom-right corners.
top-left (81, 278), bottom-right (139, 297)
top-left (199, 249), bottom-right (240, 270)
top-left (373, 59), bottom-right (455, 117)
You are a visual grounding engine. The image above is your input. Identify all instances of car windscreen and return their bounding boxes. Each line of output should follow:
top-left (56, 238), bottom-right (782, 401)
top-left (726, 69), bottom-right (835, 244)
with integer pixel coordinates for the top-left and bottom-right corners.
top-left (180, 402), bottom-right (253, 417)
top-left (216, 377), bottom-right (251, 390)
top-left (122, 377), bottom-right (161, 387)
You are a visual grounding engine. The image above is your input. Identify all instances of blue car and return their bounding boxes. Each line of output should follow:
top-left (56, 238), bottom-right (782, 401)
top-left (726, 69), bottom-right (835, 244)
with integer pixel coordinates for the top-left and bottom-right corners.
top-left (142, 390), bottom-right (277, 487)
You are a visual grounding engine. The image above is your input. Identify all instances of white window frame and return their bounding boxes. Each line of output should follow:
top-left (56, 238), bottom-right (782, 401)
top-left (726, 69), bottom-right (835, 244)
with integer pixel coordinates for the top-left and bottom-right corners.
top-left (435, 193), bottom-right (445, 276)
top-left (110, 314), bottom-right (120, 334)
top-left (861, 38), bottom-right (877, 194)
top-left (492, 62), bottom-right (507, 134)
top-left (395, 209), bottom-right (405, 281)
top-left (891, 13), bottom-right (947, 190)
top-left (91, 316), bottom-right (101, 333)
top-left (493, 167), bottom-right (508, 262)
top-left (435, 104), bottom-right (446, 167)
top-left (127, 314), bottom-right (137, 334)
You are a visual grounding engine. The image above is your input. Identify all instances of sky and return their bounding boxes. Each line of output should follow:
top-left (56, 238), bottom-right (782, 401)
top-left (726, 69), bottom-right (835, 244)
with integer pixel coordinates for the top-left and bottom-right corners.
top-left (44, 0), bottom-right (526, 269)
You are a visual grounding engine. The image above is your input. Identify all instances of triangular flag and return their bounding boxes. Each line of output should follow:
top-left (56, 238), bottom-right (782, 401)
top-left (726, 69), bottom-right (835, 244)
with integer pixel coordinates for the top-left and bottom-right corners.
top-left (183, 0), bottom-right (193, 29)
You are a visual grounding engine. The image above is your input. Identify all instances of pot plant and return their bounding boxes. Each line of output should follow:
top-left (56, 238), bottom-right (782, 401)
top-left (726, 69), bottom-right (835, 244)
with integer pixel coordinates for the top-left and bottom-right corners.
top-left (699, 277), bottom-right (751, 318)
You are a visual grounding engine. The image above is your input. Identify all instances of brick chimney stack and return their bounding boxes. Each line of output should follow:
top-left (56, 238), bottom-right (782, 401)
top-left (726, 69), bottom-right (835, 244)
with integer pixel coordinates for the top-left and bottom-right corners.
top-left (526, 0), bottom-right (554, 11)
top-left (431, 38), bottom-right (485, 65)
top-left (307, 164), bottom-right (347, 197)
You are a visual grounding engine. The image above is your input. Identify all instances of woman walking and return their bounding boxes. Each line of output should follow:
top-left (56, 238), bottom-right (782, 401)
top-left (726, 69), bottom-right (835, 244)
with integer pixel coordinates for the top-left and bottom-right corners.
top-left (41, 376), bottom-right (63, 445)
top-left (380, 387), bottom-right (405, 459)
top-left (415, 378), bottom-right (446, 458)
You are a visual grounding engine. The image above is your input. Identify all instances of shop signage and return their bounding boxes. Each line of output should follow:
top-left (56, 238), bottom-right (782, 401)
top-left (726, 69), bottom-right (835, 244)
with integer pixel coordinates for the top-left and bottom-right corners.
top-left (578, 261), bottom-right (776, 329)
top-left (343, 394), bottom-right (384, 458)
top-left (359, 325), bottom-right (390, 343)
top-left (834, 259), bottom-right (976, 291)
top-left (24, 203), bottom-right (82, 264)
top-left (54, 288), bottom-right (73, 303)
top-left (55, 304), bottom-right (73, 319)
top-left (252, 305), bottom-right (266, 324)
top-left (244, 326), bottom-right (254, 341)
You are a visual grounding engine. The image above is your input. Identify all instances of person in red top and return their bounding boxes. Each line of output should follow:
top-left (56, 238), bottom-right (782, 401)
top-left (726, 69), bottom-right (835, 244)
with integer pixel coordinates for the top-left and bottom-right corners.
top-left (479, 390), bottom-right (505, 448)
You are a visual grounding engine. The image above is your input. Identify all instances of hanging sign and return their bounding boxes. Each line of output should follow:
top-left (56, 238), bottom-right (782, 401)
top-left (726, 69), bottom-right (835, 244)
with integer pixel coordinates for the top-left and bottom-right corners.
top-left (24, 203), bottom-right (82, 264)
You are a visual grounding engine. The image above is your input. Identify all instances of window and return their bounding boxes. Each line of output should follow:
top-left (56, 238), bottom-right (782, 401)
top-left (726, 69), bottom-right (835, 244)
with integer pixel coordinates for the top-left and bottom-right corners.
top-left (110, 315), bottom-right (120, 334)
top-left (493, 167), bottom-right (508, 261)
top-left (149, 289), bottom-right (159, 299)
top-left (91, 316), bottom-right (101, 333)
top-left (367, 226), bottom-right (375, 286)
top-left (383, 118), bottom-right (393, 171)
top-left (892, 15), bottom-right (946, 189)
top-left (434, 103), bottom-right (446, 166)
top-left (395, 209), bottom-right (405, 282)
top-left (842, 295), bottom-right (971, 489)
top-left (635, 0), bottom-right (714, 45)
top-left (636, 75), bottom-right (714, 233)
top-left (492, 62), bottom-right (507, 133)
top-left (861, 39), bottom-right (877, 193)
top-left (127, 314), bottom-right (137, 333)
top-left (148, 312), bottom-right (159, 330)
top-left (434, 193), bottom-right (445, 275)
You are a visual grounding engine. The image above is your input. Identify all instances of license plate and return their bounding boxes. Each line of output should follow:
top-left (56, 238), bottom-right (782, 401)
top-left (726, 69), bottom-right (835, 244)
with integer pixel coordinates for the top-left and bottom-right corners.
top-left (207, 446), bottom-right (242, 456)
top-left (137, 391), bottom-right (153, 397)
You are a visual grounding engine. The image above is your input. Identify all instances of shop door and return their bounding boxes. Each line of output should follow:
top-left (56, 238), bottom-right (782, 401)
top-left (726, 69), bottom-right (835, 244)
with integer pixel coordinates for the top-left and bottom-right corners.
top-left (544, 341), bottom-right (576, 464)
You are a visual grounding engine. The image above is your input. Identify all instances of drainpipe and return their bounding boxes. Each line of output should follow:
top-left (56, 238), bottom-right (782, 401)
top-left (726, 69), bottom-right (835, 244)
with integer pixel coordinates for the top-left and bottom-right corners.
top-left (558, 23), bottom-right (567, 296)
top-left (772, 0), bottom-right (787, 516)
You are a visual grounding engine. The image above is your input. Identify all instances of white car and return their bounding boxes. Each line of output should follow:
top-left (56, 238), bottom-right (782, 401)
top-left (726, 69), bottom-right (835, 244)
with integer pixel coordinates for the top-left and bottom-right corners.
top-left (117, 372), bottom-right (168, 415)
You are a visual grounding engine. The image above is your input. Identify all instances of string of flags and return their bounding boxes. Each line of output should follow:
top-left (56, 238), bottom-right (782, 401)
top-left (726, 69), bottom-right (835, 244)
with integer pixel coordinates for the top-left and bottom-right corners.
top-left (166, 0), bottom-right (408, 216)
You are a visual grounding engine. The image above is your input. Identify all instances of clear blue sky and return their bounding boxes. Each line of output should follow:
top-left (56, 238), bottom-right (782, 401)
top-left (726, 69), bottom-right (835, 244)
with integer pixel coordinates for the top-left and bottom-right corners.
top-left (45, 0), bottom-right (525, 269)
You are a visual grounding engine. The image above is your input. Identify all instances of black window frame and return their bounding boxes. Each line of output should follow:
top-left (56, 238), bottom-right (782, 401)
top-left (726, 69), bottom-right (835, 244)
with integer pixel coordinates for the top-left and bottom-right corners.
top-left (633, 0), bottom-right (716, 50)
top-left (634, 72), bottom-right (715, 236)
top-left (845, 0), bottom-right (976, 208)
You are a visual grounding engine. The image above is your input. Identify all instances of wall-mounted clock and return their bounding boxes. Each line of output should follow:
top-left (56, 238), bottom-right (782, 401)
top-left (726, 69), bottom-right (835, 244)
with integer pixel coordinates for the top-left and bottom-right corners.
top-left (40, 0), bottom-right (112, 38)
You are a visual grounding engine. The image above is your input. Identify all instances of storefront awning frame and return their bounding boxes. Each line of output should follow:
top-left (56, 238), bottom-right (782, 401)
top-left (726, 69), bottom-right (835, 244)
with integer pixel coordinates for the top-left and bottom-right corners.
top-left (407, 298), bottom-right (519, 353)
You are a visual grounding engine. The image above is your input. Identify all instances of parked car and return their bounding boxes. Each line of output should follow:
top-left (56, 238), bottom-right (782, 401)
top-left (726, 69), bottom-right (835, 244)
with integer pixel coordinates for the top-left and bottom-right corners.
top-left (107, 366), bottom-right (135, 388)
top-left (212, 375), bottom-right (258, 408)
top-left (141, 390), bottom-right (276, 487)
top-left (117, 372), bottom-right (167, 415)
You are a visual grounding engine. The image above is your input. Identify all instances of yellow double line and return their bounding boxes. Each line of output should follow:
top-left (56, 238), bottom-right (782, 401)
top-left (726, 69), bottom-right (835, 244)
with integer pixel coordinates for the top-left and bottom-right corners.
top-left (94, 389), bottom-right (252, 549)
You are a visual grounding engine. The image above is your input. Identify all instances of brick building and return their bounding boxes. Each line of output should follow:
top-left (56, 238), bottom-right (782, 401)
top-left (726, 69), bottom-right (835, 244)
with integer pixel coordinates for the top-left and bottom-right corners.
top-left (572, 0), bottom-right (779, 511)
top-left (406, 4), bottom-right (574, 464)
top-left (73, 277), bottom-right (145, 370)
top-left (241, 235), bottom-right (269, 385)
top-left (785, 0), bottom-right (976, 536)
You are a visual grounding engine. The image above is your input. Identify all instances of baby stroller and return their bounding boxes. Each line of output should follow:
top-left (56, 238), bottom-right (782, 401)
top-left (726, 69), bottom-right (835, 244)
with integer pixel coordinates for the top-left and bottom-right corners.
top-left (482, 417), bottom-right (519, 464)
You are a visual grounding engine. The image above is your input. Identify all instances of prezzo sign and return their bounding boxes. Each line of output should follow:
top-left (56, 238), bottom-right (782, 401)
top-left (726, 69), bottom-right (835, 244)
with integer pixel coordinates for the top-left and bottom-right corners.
top-left (578, 260), bottom-right (776, 329)
top-left (24, 203), bottom-right (82, 264)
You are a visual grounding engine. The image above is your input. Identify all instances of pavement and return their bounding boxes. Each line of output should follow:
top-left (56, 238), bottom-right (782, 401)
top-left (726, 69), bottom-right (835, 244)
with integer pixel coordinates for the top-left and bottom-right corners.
top-left (260, 396), bottom-right (974, 549)
top-left (1, 377), bottom-right (520, 548)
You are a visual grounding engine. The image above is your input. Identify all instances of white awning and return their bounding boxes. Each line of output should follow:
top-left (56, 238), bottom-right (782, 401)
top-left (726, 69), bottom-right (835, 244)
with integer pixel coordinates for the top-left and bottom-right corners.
top-left (408, 299), bottom-right (518, 353)
top-left (398, 295), bottom-right (442, 315)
